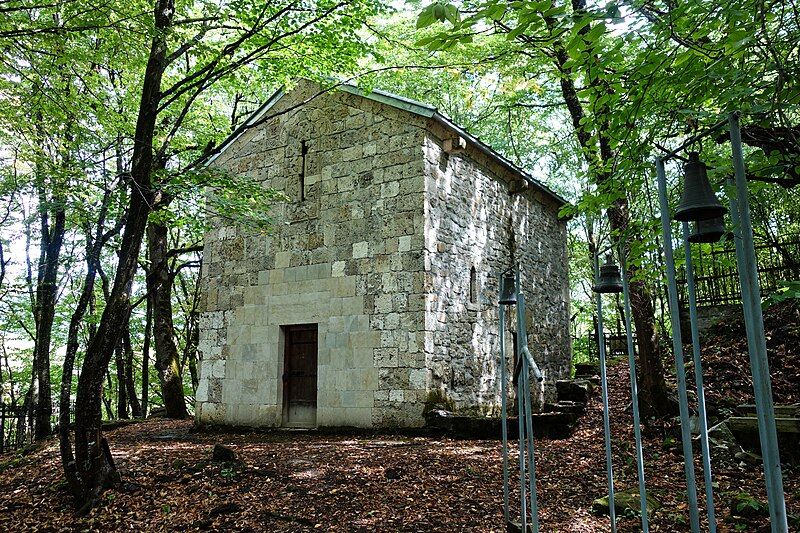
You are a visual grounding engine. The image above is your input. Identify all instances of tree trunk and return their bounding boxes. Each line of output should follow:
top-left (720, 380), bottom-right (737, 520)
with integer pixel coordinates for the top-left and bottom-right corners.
top-left (606, 207), bottom-right (673, 415)
top-left (60, 195), bottom-right (114, 498)
top-left (114, 340), bottom-right (128, 419)
top-left (31, 199), bottom-right (65, 439)
top-left (103, 372), bottom-right (114, 420)
top-left (123, 325), bottom-right (142, 418)
top-left (543, 0), bottom-right (672, 416)
top-left (147, 220), bottom-right (188, 419)
top-left (69, 0), bottom-right (174, 508)
top-left (187, 310), bottom-right (200, 391)
top-left (141, 295), bottom-right (152, 417)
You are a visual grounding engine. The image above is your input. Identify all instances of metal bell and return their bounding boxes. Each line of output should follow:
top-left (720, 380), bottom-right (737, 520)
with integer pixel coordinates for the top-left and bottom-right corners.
top-left (688, 216), bottom-right (726, 243)
top-left (674, 152), bottom-right (727, 222)
top-left (594, 255), bottom-right (623, 294)
top-left (499, 271), bottom-right (517, 305)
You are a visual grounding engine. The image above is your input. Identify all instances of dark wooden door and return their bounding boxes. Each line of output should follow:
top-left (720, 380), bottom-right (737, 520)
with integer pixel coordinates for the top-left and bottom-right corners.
top-left (282, 324), bottom-right (318, 427)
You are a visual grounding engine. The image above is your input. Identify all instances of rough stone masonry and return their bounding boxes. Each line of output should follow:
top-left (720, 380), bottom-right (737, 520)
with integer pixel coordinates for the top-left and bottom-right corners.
top-left (196, 80), bottom-right (571, 428)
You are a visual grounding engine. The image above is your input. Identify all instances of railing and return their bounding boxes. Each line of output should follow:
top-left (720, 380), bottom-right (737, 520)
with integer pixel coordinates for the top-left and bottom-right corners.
top-left (1, 401), bottom-right (75, 453)
top-left (584, 331), bottom-right (637, 362)
top-left (1, 403), bottom-right (31, 452)
top-left (676, 234), bottom-right (800, 307)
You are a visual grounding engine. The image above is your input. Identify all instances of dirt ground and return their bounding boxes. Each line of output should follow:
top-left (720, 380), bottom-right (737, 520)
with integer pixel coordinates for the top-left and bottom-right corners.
top-left (1, 358), bottom-right (797, 532)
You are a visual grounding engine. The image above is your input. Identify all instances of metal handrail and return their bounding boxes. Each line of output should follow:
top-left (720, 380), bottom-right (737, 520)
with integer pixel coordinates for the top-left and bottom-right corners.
top-left (513, 345), bottom-right (544, 387)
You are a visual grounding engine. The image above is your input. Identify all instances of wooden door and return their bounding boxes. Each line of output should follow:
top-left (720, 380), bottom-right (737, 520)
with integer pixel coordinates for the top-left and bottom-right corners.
top-left (282, 324), bottom-right (318, 427)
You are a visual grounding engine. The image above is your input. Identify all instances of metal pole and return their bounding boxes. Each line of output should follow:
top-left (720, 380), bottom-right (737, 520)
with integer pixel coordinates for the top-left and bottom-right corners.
top-left (514, 266), bottom-right (528, 532)
top-left (682, 222), bottom-right (717, 532)
top-left (499, 298), bottom-right (510, 525)
top-left (517, 372), bottom-right (527, 532)
top-left (728, 113), bottom-right (788, 532)
top-left (518, 293), bottom-right (539, 533)
top-left (594, 254), bottom-right (616, 533)
top-left (655, 157), bottom-right (701, 533)
top-left (619, 250), bottom-right (649, 533)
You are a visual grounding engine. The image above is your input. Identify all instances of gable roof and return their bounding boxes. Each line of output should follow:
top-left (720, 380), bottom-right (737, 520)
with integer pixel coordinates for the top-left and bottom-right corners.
top-left (208, 83), bottom-right (569, 208)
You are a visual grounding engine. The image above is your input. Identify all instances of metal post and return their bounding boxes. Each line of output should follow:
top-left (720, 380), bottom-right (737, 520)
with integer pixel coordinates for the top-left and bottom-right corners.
top-left (619, 250), bottom-right (649, 533)
top-left (518, 293), bottom-right (539, 533)
top-left (682, 222), bottom-right (717, 532)
top-left (594, 254), bottom-right (616, 533)
top-left (517, 373), bottom-right (527, 532)
top-left (655, 157), bottom-right (701, 533)
top-left (499, 298), bottom-right (510, 525)
top-left (728, 112), bottom-right (788, 532)
top-left (514, 265), bottom-right (528, 532)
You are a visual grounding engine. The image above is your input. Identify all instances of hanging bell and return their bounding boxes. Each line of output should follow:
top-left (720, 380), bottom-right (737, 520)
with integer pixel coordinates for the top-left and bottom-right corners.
top-left (499, 271), bottom-right (517, 305)
top-left (688, 216), bottom-right (726, 243)
top-left (594, 254), bottom-right (623, 294)
top-left (674, 152), bottom-right (727, 222)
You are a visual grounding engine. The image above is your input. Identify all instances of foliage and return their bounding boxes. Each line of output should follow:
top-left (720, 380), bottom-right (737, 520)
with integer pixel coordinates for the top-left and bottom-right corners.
top-left (762, 280), bottom-right (800, 309)
top-left (729, 491), bottom-right (770, 518)
top-left (399, 0), bottom-right (800, 369)
top-left (0, 0), bottom-right (384, 442)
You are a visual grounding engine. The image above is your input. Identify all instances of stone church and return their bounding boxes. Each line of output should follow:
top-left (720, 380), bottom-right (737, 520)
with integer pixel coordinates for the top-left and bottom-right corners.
top-left (195, 80), bottom-right (571, 428)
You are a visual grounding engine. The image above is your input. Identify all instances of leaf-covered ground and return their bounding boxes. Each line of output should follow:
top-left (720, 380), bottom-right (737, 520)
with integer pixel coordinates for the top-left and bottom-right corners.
top-left (699, 300), bottom-right (800, 411)
top-left (1, 354), bottom-right (798, 532)
top-left (2, 301), bottom-right (800, 532)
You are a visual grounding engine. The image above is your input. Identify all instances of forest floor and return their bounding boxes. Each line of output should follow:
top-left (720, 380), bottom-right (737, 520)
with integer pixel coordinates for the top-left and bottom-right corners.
top-left (0, 302), bottom-right (799, 532)
top-left (1, 360), bottom-right (798, 532)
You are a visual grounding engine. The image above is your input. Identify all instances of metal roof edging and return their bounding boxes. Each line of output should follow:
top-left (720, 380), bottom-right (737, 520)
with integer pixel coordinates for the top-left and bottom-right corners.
top-left (206, 87), bottom-right (286, 166)
top-left (206, 82), bottom-right (570, 211)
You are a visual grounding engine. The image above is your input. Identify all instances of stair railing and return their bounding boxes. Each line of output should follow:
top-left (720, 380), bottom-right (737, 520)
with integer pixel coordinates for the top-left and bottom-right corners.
top-left (499, 267), bottom-right (543, 533)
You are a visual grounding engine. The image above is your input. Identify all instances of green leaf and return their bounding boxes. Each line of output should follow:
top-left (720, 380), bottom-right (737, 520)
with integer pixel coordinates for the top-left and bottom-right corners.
top-left (416, 4), bottom-right (437, 28)
top-left (444, 4), bottom-right (460, 25)
top-left (586, 22), bottom-right (607, 42)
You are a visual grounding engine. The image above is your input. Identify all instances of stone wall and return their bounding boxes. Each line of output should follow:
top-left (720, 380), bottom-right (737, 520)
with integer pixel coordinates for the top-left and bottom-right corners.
top-left (421, 124), bottom-right (571, 414)
top-left (197, 81), bottom-right (429, 428)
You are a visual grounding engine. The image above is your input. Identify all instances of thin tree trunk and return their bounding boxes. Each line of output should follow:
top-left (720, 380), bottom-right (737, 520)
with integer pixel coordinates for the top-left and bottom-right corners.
top-left (60, 187), bottom-right (124, 498)
top-left (123, 324), bottom-right (142, 417)
top-left (103, 372), bottom-right (114, 420)
top-left (33, 194), bottom-right (65, 439)
top-left (114, 340), bottom-right (128, 419)
top-left (70, 0), bottom-right (174, 508)
top-left (141, 295), bottom-right (152, 417)
top-left (187, 310), bottom-right (200, 391)
top-left (147, 220), bottom-right (188, 419)
top-left (17, 389), bottom-right (32, 447)
top-left (179, 266), bottom-right (202, 392)
top-left (59, 192), bottom-right (116, 498)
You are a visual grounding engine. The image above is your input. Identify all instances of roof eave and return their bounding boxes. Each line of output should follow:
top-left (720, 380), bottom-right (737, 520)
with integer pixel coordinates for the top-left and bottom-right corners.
top-left (429, 112), bottom-right (570, 210)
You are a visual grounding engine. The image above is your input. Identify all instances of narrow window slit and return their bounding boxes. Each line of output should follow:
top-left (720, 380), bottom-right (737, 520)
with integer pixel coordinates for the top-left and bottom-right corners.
top-left (469, 266), bottom-right (477, 304)
top-left (299, 140), bottom-right (308, 201)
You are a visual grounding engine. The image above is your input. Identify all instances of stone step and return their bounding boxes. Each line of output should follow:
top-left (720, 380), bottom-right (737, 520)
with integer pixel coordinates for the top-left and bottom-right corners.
top-left (543, 401), bottom-right (586, 415)
top-left (727, 416), bottom-right (800, 434)
top-left (735, 404), bottom-right (799, 418)
top-left (556, 379), bottom-right (595, 404)
top-left (530, 411), bottom-right (579, 439)
top-left (725, 416), bottom-right (800, 464)
top-left (574, 362), bottom-right (599, 378)
top-left (424, 410), bottom-right (579, 440)
top-left (506, 519), bottom-right (534, 533)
